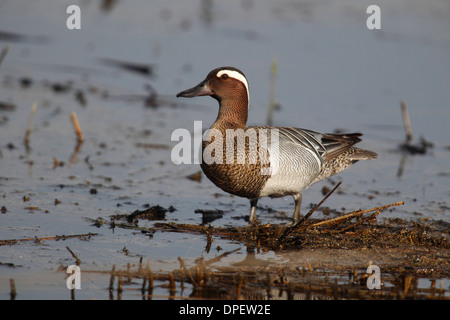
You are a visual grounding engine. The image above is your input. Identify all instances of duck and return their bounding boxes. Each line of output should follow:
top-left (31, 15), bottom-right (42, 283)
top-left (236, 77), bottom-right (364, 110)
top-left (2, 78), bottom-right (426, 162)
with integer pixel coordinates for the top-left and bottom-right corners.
top-left (176, 66), bottom-right (377, 224)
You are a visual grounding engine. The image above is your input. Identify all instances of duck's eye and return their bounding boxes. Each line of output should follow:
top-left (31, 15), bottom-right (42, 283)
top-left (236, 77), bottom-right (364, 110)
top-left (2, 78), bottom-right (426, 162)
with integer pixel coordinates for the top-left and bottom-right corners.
top-left (220, 74), bottom-right (229, 80)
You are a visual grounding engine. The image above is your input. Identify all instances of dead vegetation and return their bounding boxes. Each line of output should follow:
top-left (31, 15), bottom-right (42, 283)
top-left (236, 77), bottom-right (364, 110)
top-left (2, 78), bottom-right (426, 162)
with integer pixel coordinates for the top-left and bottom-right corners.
top-left (78, 199), bottom-right (450, 300)
top-left (0, 232), bottom-right (98, 246)
top-left (78, 219), bottom-right (450, 300)
top-left (148, 201), bottom-right (449, 258)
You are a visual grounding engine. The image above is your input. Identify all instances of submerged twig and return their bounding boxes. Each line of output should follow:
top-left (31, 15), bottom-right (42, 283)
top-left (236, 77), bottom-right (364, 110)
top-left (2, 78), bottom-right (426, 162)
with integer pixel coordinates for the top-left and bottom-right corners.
top-left (0, 232), bottom-right (98, 246)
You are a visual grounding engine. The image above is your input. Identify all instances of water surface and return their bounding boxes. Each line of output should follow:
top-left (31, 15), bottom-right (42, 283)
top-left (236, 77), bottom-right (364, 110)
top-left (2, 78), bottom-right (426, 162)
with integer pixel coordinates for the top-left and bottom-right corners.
top-left (0, 0), bottom-right (449, 299)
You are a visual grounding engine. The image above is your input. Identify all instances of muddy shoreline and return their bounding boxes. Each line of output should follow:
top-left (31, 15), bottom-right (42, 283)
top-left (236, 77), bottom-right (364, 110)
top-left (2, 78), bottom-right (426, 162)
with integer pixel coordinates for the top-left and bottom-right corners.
top-left (68, 201), bottom-right (450, 300)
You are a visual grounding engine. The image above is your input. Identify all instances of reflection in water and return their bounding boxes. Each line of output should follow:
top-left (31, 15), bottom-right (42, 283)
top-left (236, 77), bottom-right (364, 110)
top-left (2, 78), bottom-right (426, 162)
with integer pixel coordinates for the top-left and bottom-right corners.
top-left (396, 101), bottom-right (434, 178)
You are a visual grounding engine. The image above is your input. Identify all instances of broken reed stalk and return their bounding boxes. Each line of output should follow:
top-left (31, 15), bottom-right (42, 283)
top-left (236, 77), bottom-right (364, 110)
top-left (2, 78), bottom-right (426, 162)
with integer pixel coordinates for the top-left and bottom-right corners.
top-left (69, 112), bottom-right (84, 167)
top-left (266, 56), bottom-right (278, 126)
top-left (24, 102), bottom-right (37, 150)
top-left (269, 266), bottom-right (285, 284)
top-left (114, 269), bottom-right (123, 300)
top-left (138, 257), bottom-right (143, 273)
top-left (169, 272), bottom-right (176, 296)
top-left (70, 112), bottom-right (84, 143)
top-left (127, 263), bottom-right (132, 282)
top-left (66, 246), bottom-right (81, 266)
top-left (236, 272), bottom-right (243, 299)
top-left (400, 101), bottom-right (413, 143)
top-left (9, 278), bottom-right (16, 300)
top-left (308, 201), bottom-right (405, 228)
top-left (0, 45), bottom-right (9, 67)
top-left (277, 182), bottom-right (342, 240)
top-left (109, 265), bottom-right (116, 292)
top-left (295, 181), bottom-right (342, 227)
top-left (178, 257), bottom-right (198, 288)
top-left (148, 269), bottom-right (154, 293)
top-left (141, 277), bottom-right (147, 295)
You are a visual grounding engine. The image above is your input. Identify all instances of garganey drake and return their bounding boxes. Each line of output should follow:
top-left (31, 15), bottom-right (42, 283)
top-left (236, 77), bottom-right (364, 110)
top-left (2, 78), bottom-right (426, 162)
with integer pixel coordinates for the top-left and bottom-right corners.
top-left (177, 66), bottom-right (377, 224)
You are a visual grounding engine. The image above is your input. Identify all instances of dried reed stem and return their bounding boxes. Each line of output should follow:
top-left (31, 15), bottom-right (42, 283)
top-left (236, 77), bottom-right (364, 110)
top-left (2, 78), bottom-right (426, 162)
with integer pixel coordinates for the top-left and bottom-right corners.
top-left (148, 269), bottom-right (154, 293)
top-left (0, 45), bottom-right (9, 67)
top-left (400, 101), bottom-right (413, 142)
top-left (109, 265), bottom-right (116, 292)
top-left (66, 246), bottom-right (81, 266)
top-left (309, 201), bottom-right (404, 228)
top-left (117, 269), bottom-right (123, 294)
top-left (169, 272), bottom-right (176, 296)
top-left (9, 278), bottom-right (16, 300)
top-left (296, 182), bottom-right (342, 227)
top-left (266, 56), bottom-right (278, 126)
top-left (24, 102), bottom-right (37, 150)
top-left (70, 112), bottom-right (84, 143)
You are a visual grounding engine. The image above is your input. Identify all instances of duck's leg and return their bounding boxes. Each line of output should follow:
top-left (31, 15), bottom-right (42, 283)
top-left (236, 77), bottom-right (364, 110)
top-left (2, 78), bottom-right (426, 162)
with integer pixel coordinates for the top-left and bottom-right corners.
top-left (249, 198), bottom-right (258, 224)
top-left (292, 193), bottom-right (302, 223)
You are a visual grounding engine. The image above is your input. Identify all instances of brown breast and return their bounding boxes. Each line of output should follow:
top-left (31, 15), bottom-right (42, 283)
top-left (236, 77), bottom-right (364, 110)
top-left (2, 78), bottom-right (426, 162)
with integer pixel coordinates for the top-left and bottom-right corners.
top-left (200, 123), bottom-right (270, 199)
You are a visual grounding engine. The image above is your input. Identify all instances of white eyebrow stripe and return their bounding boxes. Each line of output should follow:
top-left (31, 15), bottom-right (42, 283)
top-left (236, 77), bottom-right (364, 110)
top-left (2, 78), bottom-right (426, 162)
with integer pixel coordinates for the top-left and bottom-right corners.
top-left (216, 69), bottom-right (250, 108)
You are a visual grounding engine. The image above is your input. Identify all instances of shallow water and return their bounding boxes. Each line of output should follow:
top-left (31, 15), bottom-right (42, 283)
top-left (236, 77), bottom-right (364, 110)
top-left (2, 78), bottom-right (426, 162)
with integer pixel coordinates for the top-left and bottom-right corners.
top-left (0, 0), bottom-right (449, 299)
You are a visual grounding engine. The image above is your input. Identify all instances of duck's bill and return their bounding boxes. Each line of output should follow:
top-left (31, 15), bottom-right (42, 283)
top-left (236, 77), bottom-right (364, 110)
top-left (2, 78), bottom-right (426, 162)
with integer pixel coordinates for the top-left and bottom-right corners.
top-left (176, 81), bottom-right (213, 98)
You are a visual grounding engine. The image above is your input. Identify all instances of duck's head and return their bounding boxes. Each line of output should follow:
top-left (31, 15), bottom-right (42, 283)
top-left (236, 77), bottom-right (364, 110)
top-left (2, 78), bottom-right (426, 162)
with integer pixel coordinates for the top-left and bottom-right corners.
top-left (176, 66), bottom-right (249, 106)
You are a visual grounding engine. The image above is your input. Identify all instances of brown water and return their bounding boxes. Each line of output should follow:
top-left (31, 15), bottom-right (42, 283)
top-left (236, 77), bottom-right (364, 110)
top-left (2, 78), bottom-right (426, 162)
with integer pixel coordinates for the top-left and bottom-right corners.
top-left (0, 0), bottom-right (449, 300)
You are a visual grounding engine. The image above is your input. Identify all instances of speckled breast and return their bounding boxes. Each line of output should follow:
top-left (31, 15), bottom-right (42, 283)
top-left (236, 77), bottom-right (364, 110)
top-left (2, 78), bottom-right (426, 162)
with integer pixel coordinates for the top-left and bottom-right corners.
top-left (200, 126), bottom-right (270, 199)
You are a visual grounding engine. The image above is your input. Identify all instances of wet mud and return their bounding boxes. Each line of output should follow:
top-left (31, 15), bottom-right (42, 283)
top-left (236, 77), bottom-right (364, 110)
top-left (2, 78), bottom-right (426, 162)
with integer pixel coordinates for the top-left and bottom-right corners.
top-left (80, 200), bottom-right (450, 300)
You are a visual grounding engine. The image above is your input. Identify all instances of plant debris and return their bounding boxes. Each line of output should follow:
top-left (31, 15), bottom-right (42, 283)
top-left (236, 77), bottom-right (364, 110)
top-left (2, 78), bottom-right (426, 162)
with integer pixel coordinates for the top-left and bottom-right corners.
top-left (113, 205), bottom-right (176, 223)
top-left (150, 201), bottom-right (448, 256)
top-left (0, 232), bottom-right (98, 246)
top-left (398, 101), bottom-right (433, 155)
top-left (82, 205), bottom-right (450, 300)
top-left (77, 240), bottom-right (450, 300)
top-left (195, 208), bottom-right (224, 224)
